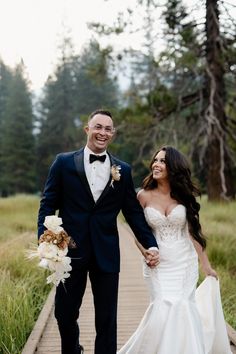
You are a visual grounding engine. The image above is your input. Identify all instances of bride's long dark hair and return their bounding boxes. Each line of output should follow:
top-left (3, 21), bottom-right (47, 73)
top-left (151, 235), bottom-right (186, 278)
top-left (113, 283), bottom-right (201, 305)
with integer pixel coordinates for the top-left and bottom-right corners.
top-left (142, 146), bottom-right (206, 249)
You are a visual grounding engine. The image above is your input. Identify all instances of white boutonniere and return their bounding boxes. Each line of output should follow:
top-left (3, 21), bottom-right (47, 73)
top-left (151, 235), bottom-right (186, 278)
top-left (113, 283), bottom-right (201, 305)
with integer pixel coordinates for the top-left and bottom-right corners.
top-left (110, 164), bottom-right (121, 188)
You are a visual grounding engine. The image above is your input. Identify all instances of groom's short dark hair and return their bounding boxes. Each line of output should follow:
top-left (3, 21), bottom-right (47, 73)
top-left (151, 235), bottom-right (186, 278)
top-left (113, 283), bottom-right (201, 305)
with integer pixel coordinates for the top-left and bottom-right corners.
top-left (88, 109), bottom-right (113, 122)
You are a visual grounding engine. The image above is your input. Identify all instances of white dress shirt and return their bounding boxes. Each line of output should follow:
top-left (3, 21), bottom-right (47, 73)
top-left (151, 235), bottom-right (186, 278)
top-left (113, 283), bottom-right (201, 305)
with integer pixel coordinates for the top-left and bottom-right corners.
top-left (84, 146), bottom-right (111, 202)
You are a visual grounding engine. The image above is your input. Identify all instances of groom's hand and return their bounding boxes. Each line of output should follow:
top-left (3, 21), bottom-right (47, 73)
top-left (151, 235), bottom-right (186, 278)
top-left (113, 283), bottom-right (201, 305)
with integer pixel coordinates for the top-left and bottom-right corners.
top-left (144, 249), bottom-right (160, 268)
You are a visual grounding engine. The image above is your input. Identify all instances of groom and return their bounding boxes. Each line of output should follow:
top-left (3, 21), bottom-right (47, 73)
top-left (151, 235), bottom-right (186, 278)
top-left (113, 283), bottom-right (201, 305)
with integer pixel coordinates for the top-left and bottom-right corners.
top-left (37, 109), bottom-right (159, 354)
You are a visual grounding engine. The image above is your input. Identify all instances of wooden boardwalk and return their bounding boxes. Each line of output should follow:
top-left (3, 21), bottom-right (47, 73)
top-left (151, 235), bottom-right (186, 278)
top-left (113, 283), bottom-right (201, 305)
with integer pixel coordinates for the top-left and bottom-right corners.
top-left (22, 222), bottom-right (236, 354)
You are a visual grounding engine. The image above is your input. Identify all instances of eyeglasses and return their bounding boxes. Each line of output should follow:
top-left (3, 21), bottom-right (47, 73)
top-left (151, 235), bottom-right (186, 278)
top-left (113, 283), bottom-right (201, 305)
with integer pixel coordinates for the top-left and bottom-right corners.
top-left (89, 124), bottom-right (115, 134)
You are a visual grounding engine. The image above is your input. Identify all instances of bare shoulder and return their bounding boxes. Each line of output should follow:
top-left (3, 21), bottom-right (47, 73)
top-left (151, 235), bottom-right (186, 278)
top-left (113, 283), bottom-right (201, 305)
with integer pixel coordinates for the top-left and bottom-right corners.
top-left (137, 189), bottom-right (151, 208)
top-left (137, 188), bottom-right (145, 200)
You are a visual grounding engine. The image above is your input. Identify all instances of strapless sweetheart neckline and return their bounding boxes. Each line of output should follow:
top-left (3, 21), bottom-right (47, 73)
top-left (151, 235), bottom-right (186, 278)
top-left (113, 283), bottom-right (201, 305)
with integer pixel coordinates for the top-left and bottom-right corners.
top-left (144, 204), bottom-right (185, 218)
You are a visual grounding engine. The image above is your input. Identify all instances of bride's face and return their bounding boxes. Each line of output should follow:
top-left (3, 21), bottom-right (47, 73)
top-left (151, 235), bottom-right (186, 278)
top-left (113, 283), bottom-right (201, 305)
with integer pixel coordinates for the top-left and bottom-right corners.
top-left (152, 150), bottom-right (168, 181)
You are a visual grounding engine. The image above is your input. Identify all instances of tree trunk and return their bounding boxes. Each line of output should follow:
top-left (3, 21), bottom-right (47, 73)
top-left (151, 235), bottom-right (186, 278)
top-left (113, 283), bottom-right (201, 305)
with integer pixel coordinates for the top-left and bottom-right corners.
top-left (205, 0), bottom-right (235, 200)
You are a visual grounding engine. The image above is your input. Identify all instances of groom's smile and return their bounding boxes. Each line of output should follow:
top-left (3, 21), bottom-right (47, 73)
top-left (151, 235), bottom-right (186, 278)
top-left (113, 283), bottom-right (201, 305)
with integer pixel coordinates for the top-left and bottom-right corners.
top-left (85, 113), bottom-right (115, 154)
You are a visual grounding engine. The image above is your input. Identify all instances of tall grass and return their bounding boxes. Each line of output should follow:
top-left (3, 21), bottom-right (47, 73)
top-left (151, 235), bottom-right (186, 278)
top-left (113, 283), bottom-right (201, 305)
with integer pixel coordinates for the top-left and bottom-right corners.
top-left (0, 194), bottom-right (39, 241)
top-left (199, 197), bottom-right (236, 329)
top-left (0, 268), bottom-right (49, 354)
top-left (0, 195), bottom-right (51, 354)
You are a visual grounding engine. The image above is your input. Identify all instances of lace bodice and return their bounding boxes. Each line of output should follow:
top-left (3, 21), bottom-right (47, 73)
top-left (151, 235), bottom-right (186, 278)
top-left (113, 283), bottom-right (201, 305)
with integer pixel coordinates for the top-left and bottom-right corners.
top-left (144, 204), bottom-right (188, 242)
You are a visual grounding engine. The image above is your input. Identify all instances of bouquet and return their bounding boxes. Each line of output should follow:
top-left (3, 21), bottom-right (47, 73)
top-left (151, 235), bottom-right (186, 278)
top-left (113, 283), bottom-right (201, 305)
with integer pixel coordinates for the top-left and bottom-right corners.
top-left (28, 215), bottom-right (72, 286)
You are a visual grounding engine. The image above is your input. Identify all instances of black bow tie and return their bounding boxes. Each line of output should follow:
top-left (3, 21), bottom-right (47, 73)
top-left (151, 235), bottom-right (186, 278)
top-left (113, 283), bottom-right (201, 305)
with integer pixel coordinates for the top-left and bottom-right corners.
top-left (89, 154), bottom-right (106, 163)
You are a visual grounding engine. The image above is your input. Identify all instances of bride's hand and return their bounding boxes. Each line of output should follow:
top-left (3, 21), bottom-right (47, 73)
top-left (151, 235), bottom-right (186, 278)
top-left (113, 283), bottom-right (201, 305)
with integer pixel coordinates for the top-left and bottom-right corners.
top-left (203, 266), bottom-right (218, 279)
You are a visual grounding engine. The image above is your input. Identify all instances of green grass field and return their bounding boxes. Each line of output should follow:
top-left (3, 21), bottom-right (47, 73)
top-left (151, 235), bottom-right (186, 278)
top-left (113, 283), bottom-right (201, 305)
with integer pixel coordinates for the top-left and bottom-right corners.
top-left (199, 197), bottom-right (236, 328)
top-left (0, 195), bottom-right (51, 354)
top-left (0, 194), bottom-right (235, 353)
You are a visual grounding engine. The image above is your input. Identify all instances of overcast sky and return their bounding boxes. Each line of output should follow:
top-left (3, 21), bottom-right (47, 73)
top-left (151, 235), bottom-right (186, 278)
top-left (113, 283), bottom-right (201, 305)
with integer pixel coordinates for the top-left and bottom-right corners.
top-left (0, 0), bottom-right (235, 92)
top-left (0, 0), bottom-right (139, 91)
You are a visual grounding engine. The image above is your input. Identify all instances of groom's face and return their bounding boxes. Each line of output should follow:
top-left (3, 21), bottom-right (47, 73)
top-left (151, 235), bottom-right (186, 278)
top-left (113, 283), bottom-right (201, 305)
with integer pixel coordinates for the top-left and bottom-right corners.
top-left (85, 113), bottom-right (115, 153)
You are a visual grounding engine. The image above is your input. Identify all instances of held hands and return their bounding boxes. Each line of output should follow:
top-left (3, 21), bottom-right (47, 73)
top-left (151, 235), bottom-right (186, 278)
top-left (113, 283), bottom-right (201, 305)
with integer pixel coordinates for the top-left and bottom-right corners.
top-left (143, 249), bottom-right (160, 268)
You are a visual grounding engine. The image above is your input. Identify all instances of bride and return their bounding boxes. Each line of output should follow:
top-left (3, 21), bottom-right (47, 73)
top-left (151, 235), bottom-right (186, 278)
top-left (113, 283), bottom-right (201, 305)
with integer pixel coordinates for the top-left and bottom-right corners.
top-left (118, 146), bottom-right (232, 354)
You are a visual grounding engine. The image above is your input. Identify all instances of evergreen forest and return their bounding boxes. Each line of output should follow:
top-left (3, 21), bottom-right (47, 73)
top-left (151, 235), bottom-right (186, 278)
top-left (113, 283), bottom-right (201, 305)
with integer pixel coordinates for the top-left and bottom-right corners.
top-left (0, 0), bottom-right (235, 200)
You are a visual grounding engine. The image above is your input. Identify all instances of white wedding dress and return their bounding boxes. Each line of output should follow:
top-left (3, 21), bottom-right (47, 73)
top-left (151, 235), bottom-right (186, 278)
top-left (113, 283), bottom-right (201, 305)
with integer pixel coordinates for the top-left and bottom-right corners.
top-left (118, 205), bottom-right (232, 354)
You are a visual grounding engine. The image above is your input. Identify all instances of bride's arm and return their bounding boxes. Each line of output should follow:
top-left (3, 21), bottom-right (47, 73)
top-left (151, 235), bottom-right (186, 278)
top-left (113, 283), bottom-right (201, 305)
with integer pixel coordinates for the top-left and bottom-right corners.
top-left (137, 189), bottom-right (146, 209)
top-left (135, 189), bottom-right (159, 267)
top-left (134, 238), bottom-right (147, 257)
top-left (190, 234), bottom-right (218, 279)
top-left (135, 189), bottom-right (148, 256)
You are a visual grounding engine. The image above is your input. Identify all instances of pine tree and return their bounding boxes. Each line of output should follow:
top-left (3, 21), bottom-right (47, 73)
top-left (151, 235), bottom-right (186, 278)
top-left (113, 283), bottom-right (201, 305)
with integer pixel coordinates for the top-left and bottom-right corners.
top-left (203, 0), bottom-right (235, 199)
top-left (0, 60), bottom-right (12, 195)
top-left (74, 39), bottom-right (119, 116)
top-left (37, 36), bottom-right (79, 189)
top-left (1, 62), bottom-right (36, 195)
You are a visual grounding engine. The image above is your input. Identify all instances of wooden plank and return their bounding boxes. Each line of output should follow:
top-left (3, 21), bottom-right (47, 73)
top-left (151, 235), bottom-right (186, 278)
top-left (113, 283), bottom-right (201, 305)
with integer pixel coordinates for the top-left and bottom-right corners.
top-left (227, 322), bottom-right (236, 354)
top-left (227, 323), bottom-right (236, 346)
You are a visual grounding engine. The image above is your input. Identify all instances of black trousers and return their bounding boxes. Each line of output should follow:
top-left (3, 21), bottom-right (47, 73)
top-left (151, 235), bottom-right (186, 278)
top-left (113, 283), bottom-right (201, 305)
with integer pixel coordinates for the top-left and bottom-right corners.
top-left (54, 256), bottom-right (119, 354)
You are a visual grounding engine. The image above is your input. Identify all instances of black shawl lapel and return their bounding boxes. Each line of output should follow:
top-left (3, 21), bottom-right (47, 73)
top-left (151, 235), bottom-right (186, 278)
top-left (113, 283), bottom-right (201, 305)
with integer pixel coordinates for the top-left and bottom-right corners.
top-left (73, 149), bottom-right (95, 202)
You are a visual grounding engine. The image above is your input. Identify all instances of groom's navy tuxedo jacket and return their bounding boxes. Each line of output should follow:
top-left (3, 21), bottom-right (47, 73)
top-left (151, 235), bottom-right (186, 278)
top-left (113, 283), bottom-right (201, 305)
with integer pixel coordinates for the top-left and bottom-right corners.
top-left (38, 148), bottom-right (158, 273)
